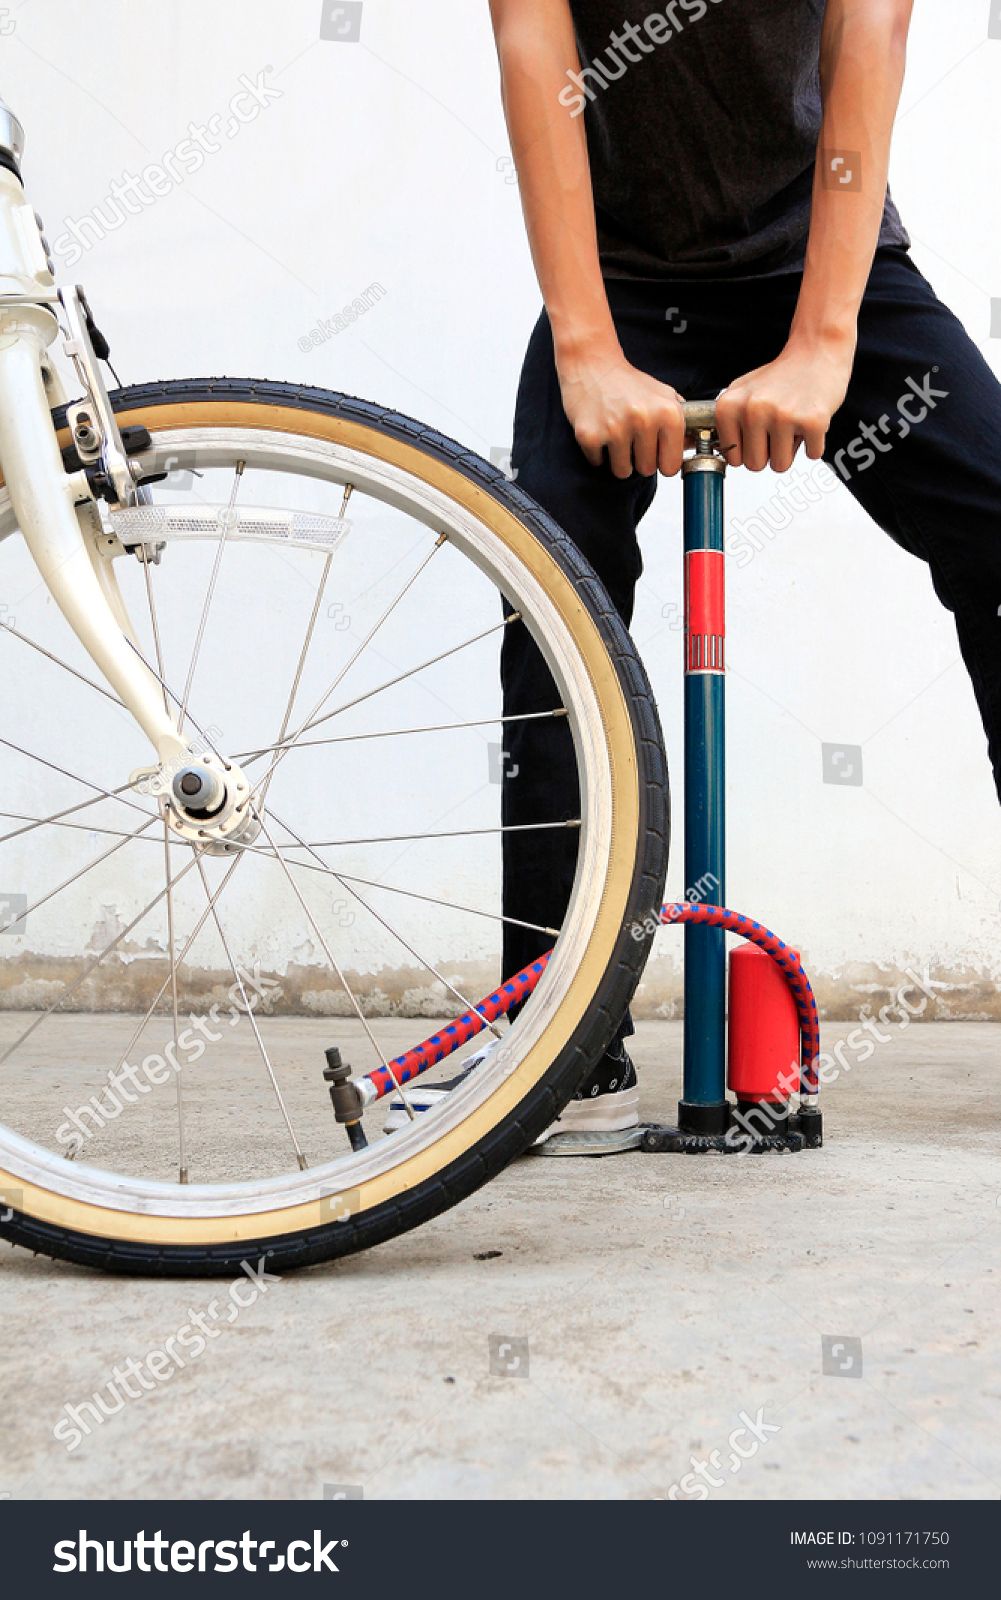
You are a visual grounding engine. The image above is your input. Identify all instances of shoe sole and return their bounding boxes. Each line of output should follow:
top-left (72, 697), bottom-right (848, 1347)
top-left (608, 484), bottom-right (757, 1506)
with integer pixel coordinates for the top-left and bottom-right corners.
top-left (535, 1127), bottom-right (645, 1157)
top-left (385, 1082), bottom-right (641, 1139)
top-left (533, 1084), bottom-right (640, 1143)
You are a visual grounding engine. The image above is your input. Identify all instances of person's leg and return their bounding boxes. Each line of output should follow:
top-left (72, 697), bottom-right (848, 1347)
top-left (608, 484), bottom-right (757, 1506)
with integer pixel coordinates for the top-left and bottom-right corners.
top-left (826, 247), bottom-right (1001, 801)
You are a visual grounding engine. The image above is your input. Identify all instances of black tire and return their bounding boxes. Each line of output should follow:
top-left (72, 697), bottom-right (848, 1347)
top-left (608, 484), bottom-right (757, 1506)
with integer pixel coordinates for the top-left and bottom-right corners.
top-left (0, 379), bottom-right (668, 1275)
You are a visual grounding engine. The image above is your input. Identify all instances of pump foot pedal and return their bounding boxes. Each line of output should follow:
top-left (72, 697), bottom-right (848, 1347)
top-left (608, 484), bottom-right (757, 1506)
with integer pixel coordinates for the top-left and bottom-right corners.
top-left (641, 1116), bottom-right (819, 1154)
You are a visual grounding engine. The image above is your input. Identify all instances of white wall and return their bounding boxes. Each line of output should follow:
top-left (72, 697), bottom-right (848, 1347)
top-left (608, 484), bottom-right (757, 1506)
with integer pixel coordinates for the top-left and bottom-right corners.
top-left (0, 0), bottom-right (998, 1018)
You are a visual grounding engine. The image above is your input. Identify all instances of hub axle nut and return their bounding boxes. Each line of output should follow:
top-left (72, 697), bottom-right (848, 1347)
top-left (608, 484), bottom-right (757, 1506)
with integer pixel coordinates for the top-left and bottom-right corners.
top-left (171, 763), bottom-right (225, 815)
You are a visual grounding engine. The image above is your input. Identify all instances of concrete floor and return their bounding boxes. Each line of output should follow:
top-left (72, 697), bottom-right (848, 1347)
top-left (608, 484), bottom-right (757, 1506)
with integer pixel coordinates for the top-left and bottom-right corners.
top-left (1, 1018), bottom-right (999, 1501)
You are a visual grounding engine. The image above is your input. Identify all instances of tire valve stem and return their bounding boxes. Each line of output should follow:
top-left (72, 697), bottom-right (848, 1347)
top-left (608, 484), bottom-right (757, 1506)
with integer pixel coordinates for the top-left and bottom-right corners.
top-left (323, 1046), bottom-right (368, 1151)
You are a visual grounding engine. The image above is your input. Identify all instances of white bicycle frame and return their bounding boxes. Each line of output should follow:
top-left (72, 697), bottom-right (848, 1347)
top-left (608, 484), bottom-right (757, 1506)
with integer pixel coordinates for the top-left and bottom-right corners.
top-left (0, 98), bottom-right (186, 765)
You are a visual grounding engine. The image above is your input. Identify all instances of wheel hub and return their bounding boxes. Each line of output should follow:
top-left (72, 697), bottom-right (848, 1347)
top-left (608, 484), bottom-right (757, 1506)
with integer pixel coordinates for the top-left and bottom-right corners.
top-left (131, 751), bottom-right (262, 856)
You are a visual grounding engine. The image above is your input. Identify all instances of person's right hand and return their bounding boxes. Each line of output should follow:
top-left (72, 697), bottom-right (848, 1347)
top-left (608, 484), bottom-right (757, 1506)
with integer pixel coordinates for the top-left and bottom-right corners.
top-left (556, 342), bottom-right (687, 479)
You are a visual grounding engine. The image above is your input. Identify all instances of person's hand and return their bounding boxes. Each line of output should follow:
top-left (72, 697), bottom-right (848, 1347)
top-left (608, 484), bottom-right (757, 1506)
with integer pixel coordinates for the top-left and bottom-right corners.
top-left (556, 341), bottom-right (687, 478)
top-left (715, 335), bottom-right (856, 474)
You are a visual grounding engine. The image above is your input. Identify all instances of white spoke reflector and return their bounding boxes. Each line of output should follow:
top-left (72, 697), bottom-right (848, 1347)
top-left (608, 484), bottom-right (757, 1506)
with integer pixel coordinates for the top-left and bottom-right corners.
top-left (110, 505), bottom-right (352, 552)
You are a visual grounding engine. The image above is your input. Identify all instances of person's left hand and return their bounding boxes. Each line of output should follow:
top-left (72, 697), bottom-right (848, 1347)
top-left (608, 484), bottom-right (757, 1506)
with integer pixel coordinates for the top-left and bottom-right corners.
top-left (714, 335), bottom-right (856, 473)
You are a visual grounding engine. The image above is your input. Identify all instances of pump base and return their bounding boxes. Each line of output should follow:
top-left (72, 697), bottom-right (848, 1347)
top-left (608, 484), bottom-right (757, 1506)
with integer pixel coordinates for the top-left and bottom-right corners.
top-left (641, 1105), bottom-right (822, 1154)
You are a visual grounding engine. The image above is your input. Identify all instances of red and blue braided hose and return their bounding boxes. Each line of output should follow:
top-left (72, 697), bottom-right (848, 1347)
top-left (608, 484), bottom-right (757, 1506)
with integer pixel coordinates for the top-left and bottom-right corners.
top-left (363, 954), bottom-right (552, 1101)
top-left (663, 903), bottom-right (820, 1093)
top-left (360, 905), bottom-right (820, 1103)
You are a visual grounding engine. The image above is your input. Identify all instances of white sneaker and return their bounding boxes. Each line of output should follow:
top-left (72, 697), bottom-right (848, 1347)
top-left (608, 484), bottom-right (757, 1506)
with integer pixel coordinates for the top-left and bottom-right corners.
top-left (534, 1044), bottom-right (640, 1149)
top-left (382, 1037), bottom-right (500, 1134)
top-left (381, 1037), bottom-right (640, 1154)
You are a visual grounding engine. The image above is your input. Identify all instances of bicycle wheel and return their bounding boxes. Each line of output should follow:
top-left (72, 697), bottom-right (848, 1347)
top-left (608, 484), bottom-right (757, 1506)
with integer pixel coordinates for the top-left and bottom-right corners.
top-left (0, 378), bottom-right (668, 1275)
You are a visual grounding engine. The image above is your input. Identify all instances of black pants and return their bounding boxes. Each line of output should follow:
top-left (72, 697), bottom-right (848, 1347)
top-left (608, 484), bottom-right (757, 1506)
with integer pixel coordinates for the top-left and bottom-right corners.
top-left (501, 247), bottom-right (1001, 997)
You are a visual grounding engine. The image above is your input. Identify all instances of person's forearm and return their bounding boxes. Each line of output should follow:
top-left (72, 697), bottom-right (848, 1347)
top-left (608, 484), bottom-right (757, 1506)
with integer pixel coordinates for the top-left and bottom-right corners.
top-left (791, 0), bottom-right (913, 356)
top-left (489, 0), bottom-right (617, 364)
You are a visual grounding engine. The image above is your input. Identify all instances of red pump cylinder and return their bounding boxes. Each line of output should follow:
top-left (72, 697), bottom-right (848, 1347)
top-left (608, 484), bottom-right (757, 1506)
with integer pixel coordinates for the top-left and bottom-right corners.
top-left (727, 942), bottom-right (801, 1103)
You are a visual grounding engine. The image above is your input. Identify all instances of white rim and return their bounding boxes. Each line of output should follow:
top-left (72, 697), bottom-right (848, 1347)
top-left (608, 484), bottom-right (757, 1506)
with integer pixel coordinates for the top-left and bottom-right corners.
top-left (0, 424), bottom-right (617, 1218)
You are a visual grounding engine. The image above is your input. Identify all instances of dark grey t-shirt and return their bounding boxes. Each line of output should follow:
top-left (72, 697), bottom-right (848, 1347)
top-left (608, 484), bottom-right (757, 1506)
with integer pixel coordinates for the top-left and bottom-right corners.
top-left (566, 0), bottom-right (909, 279)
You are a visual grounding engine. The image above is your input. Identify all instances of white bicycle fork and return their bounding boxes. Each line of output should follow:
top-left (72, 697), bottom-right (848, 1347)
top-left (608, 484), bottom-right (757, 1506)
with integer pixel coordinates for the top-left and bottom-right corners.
top-left (0, 110), bottom-right (185, 766)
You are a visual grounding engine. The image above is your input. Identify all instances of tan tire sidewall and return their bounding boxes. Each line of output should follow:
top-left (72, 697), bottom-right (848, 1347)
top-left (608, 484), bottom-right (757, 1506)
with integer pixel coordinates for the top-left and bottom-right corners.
top-left (0, 398), bottom-right (641, 1248)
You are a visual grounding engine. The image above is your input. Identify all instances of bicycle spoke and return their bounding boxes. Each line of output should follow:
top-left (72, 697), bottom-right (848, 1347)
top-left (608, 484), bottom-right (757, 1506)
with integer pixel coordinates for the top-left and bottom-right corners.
top-left (294, 614), bottom-right (520, 741)
top-left (307, 869), bottom-right (559, 937)
top-left (0, 810), bottom-right (161, 935)
top-left (248, 533), bottom-right (448, 799)
top-left (255, 814), bottom-right (415, 1119)
top-left (265, 806), bottom-right (505, 1043)
top-left (0, 784), bottom-right (152, 848)
top-left (195, 858), bottom-right (308, 1170)
top-left (140, 544), bottom-right (190, 1186)
top-left (179, 459), bottom-right (244, 733)
top-left (255, 485), bottom-right (354, 817)
top-left (236, 707), bottom-right (567, 762)
top-left (0, 810), bottom-right (152, 840)
top-left (276, 485), bottom-right (353, 746)
top-left (216, 830), bottom-right (560, 938)
top-left (0, 812), bottom-right (207, 850)
top-left (280, 820), bottom-right (581, 850)
top-left (0, 736), bottom-right (155, 826)
top-left (122, 637), bottom-right (228, 769)
top-left (1, 617), bottom-right (125, 708)
top-left (93, 852), bottom-right (247, 1128)
top-left (0, 844), bottom-right (208, 1067)
top-left (249, 612), bottom-right (521, 785)
top-left (163, 830), bottom-right (189, 1183)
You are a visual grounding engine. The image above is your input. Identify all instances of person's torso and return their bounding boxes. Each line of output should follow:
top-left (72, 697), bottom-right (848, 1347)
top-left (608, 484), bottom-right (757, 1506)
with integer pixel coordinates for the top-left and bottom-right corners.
top-left (566, 0), bottom-right (907, 278)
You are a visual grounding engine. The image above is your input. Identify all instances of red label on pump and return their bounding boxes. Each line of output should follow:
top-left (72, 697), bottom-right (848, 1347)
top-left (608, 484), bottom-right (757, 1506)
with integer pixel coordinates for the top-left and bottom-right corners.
top-left (685, 549), bottom-right (725, 674)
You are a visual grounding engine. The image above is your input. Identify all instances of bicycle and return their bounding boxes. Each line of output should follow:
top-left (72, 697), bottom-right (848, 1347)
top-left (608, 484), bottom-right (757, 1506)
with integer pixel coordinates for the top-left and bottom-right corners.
top-left (0, 95), bottom-right (672, 1275)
